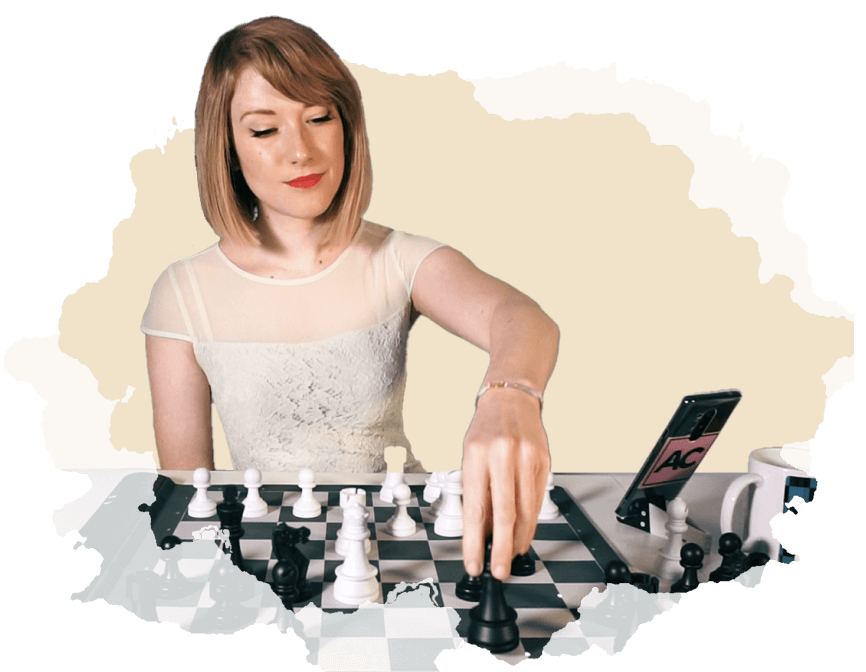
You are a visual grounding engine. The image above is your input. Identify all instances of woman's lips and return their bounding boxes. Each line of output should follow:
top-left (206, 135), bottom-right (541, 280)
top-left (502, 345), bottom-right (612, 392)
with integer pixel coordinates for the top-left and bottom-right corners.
top-left (287, 173), bottom-right (324, 189)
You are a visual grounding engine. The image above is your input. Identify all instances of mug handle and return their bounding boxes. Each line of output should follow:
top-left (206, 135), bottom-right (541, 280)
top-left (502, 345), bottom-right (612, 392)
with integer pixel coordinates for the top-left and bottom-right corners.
top-left (720, 473), bottom-right (764, 534)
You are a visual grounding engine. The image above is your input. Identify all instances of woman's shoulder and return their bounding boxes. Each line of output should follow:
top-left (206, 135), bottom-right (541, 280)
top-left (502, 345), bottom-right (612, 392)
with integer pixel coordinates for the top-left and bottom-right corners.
top-left (359, 220), bottom-right (445, 255)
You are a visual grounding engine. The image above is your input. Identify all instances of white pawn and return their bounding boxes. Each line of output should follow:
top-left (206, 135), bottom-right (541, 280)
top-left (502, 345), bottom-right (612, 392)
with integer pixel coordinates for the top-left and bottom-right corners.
top-left (423, 472), bottom-right (442, 507)
top-left (242, 468), bottom-right (268, 518)
top-left (188, 467), bottom-right (217, 518)
top-left (292, 468), bottom-right (322, 518)
top-left (336, 488), bottom-right (370, 556)
top-left (334, 499), bottom-right (381, 605)
top-left (379, 472), bottom-right (404, 504)
top-left (537, 472), bottom-right (560, 520)
top-left (434, 470), bottom-right (464, 537)
top-left (430, 472), bottom-right (446, 514)
top-left (386, 483), bottom-right (417, 537)
top-left (657, 497), bottom-right (689, 580)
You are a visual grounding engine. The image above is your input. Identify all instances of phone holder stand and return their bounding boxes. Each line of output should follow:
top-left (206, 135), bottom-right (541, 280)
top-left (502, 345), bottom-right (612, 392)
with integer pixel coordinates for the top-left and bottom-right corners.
top-left (617, 495), bottom-right (711, 554)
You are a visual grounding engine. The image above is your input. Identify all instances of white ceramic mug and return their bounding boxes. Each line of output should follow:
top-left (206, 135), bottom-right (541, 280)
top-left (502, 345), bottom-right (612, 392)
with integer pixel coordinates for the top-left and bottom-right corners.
top-left (720, 447), bottom-right (817, 562)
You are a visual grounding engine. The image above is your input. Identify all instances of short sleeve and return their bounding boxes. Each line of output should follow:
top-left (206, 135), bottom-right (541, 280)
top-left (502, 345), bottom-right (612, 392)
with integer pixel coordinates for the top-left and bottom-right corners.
top-left (387, 231), bottom-right (447, 295)
top-left (140, 266), bottom-right (195, 343)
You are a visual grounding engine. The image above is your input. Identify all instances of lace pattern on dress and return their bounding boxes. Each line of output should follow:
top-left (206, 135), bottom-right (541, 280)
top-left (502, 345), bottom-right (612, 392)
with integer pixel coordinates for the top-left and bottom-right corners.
top-left (194, 309), bottom-right (423, 473)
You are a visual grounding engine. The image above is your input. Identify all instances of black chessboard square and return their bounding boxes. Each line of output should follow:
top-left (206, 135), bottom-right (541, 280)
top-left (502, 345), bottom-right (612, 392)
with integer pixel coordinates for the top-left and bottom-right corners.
top-left (543, 560), bottom-right (605, 584)
top-left (320, 606), bottom-right (387, 637)
top-left (270, 539), bottom-right (325, 560)
top-left (243, 559), bottom-right (269, 582)
top-left (280, 508), bottom-right (327, 523)
top-left (388, 639), bottom-right (457, 671)
top-left (326, 522), bottom-right (377, 540)
top-left (373, 506), bottom-right (423, 523)
top-left (292, 583), bottom-right (323, 609)
top-left (242, 522), bottom-right (284, 540)
top-left (382, 582), bottom-right (445, 609)
top-left (533, 523), bottom-right (579, 541)
top-left (376, 540), bottom-right (433, 561)
top-left (432, 560), bottom-right (467, 584)
top-left (502, 583), bottom-right (567, 609)
top-left (422, 523), bottom-right (462, 541)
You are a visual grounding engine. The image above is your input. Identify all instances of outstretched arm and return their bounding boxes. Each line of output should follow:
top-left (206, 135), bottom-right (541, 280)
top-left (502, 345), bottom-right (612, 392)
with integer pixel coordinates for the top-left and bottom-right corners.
top-left (411, 247), bottom-right (560, 580)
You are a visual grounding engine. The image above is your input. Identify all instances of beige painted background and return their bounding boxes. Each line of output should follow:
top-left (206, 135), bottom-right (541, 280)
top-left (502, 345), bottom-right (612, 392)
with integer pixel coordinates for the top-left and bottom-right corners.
top-left (56, 64), bottom-right (852, 473)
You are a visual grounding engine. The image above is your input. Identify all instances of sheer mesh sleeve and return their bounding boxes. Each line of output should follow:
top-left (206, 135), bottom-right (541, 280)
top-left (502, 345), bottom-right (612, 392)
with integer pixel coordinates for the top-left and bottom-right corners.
top-left (387, 230), bottom-right (448, 294)
top-left (140, 265), bottom-right (195, 343)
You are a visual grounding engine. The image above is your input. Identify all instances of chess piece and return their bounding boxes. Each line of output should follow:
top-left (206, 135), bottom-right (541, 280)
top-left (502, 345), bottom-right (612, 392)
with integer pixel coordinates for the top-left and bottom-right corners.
top-left (188, 467), bottom-right (217, 518)
top-left (537, 471), bottom-right (560, 520)
top-left (192, 545), bottom-right (255, 633)
top-left (738, 551), bottom-right (770, 588)
top-left (216, 485), bottom-right (245, 571)
top-left (385, 483), bottom-right (417, 537)
top-left (272, 523), bottom-right (313, 603)
top-left (292, 469), bottom-right (322, 518)
top-left (468, 540), bottom-right (519, 653)
top-left (423, 472), bottom-right (442, 506)
top-left (510, 552), bottom-right (535, 577)
top-left (154, 535), bottom-right (196, 600)
top-left (710, 532), bottom-right (748, 582)
top-left (336, 488), bottom-right (370, 556)
top-left (268, 559), bottom-right (307, 644)
top-left (456, 573), bottom-right (483, 602)
top-left (379, 472), bottom-right (404, 504)
top-left (433, 470), bottom-right (464, 537)
top-left (594, 560), bottom-right (637, 653)
top-left (242, 468), bottom-right (268, 518)
top-left (430, 472), bottom-right (446, 514)
top-left (670, 543), bottom-right (703, 594)
top-left (126, 571), bottom-right (159, 621)
top-left (657, 497), bottom-right (688, 580)
top-left (333, 499), bottom-right (381, 605)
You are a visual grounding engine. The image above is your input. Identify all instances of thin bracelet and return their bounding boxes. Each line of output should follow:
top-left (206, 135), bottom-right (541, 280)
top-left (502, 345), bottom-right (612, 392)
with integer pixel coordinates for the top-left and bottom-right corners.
top-left (476, 381), bottom-right (543, 411)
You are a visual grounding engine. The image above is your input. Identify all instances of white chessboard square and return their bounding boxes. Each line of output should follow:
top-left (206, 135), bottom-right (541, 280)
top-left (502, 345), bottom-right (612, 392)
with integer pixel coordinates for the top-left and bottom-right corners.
top-left (241, 505), bottom-right (281, 522)
top-left (288, 521), bottom-right (327, 540)
top-left (426, 539), bottom-right (464, 561)
top-left (381, 607), bottom-right (457, 638)
top-left (378, 560), bottom-right (438, 585)
top-left (531, 539), bottom-right (595, 562)
top-left (554, 581), bottom-right (606, 610)
top-left (174, 521), bottom-right (224, 541)
top-left (239, 538), bottom-right (273, 561)
top-left (513, 607), bottom-right (576, 637)
top-left (326, 506), bottom-right (374, 524)
top-left (438, 582), bottom-right (482, 609)
top-left (503, 565), bottom-right (554, 585)
top-left (174, 557), bottom-right (219, 580)
top-left (316, 637), bottom-right (390, 671)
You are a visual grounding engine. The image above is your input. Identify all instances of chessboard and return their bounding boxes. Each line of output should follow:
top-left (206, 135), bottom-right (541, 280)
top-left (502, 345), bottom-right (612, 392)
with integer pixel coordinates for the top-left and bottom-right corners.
top-left (137, 474), bottom-right (628, 665)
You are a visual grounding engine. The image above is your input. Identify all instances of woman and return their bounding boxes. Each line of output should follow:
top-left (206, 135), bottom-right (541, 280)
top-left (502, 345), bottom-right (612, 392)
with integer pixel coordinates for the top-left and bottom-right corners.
top-left (141, 16), bottom-right (559, 580)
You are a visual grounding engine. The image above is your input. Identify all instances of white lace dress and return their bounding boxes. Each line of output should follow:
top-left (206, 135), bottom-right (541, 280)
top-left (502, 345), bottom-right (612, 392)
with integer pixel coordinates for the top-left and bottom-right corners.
top-left (141, 220), bottom-right (445, 473)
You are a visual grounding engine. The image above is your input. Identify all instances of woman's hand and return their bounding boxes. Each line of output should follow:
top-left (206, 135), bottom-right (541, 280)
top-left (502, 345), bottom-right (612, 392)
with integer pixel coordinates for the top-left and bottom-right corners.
top-left (461, 387), bottom-right (551, 580)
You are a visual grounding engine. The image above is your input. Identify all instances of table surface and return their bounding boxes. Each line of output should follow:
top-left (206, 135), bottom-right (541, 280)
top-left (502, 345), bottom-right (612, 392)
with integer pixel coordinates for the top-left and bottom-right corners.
top-left (63, 469), bottom-right (746, 589)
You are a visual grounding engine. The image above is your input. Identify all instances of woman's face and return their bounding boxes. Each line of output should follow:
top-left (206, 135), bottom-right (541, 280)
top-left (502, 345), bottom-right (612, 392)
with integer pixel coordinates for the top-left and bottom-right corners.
top-left (230, 68), bottom-right (345, 229)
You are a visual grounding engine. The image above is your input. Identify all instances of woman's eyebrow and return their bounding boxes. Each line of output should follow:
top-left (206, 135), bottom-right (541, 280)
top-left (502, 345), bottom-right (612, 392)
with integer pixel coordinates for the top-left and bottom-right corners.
top-left (239, 109), bottom-right (276, 121)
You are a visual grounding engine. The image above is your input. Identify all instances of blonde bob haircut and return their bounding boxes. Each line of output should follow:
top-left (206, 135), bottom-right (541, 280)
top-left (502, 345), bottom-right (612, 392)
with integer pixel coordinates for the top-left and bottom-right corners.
top-left (195, 17), bottom-right (372, 246)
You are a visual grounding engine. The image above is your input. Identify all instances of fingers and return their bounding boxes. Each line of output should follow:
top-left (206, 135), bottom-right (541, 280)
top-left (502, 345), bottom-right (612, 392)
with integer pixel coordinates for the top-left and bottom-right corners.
top-left (461, 449), bottom-right (490, 577)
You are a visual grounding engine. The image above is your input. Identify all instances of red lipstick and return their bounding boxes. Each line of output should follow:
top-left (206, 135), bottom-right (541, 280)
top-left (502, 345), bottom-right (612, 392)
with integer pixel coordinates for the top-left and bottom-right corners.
top-left (287, 173), bottom-right (324, 189)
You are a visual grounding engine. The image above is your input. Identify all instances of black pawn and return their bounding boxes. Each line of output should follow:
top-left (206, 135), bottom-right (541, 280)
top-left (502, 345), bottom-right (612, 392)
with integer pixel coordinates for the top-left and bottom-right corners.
top-left (510, 552), bottom-right (535, 577)
top-left (126, 572), bottom-right (158, 621)
top-left (594, 560), bottom-right (637, 653)
top-left (216, 485), bottom-right (245, 571)
top-left (207, 560), bottom-right (256, 630)
top-left (456, 573), bottom-right (482, 602)
top-left (271, 558), bottom-right (299, 611)
top-left (154, 535), bottom-right (201, 600)
top-left (670, 543), bottom-right (703, 594)
top-left (739, 551), bottom-right (770, 588)
top-left (468, 541), bottom-right (520, 653)
top-left (710, 532), bottom-right (745, 582)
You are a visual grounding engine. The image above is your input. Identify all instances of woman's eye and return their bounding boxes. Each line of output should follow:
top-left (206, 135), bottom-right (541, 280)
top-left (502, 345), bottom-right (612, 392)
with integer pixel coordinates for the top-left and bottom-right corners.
top-left (311, 114), bottom-right (332, 124)
top-left (251, 128), bottom-right (276, 138)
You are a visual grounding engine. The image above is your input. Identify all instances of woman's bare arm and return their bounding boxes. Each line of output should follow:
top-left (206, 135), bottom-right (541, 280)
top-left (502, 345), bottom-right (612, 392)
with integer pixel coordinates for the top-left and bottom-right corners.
top-left (145, 335), bottom-right (214, 470)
